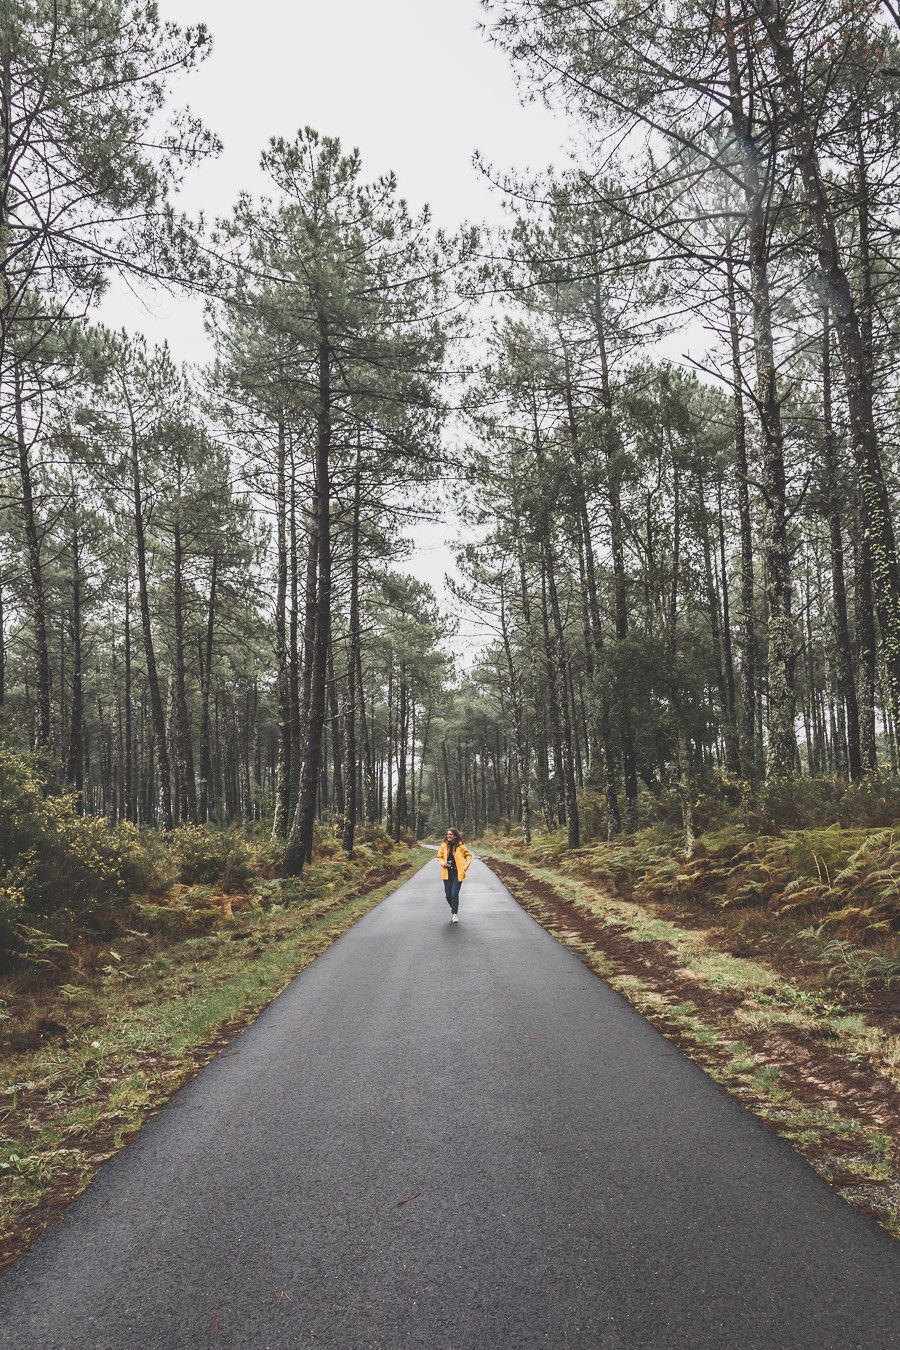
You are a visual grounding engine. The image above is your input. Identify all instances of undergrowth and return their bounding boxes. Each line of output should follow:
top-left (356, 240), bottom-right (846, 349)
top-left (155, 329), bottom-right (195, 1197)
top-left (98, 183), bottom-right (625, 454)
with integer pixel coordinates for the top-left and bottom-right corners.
top-left (508, 778), bottom-right (900, 951)
top-left (0, 743), bottom-right (404, 980)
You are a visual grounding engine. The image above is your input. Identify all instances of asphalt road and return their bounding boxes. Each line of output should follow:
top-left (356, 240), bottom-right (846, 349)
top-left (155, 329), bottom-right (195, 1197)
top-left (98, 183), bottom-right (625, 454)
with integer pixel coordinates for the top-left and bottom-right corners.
top-left (1, 855), bottom-right (898, 1349)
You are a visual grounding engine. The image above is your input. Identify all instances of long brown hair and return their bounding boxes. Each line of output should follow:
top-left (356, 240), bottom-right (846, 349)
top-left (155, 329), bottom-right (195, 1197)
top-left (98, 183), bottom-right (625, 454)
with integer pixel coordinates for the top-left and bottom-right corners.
top-left (446, 827), bottom-right (463, 848)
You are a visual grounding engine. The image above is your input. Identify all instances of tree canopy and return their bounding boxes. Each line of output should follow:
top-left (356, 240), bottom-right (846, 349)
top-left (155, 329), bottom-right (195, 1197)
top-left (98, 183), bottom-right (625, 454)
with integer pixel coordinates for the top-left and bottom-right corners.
top-left (1, 0), bottom-right (899, 870)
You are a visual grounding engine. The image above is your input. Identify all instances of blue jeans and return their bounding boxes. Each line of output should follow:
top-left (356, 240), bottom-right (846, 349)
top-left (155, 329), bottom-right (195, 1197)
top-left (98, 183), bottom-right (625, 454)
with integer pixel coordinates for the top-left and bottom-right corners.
top-left (443, 876), bottom-right (461, 914)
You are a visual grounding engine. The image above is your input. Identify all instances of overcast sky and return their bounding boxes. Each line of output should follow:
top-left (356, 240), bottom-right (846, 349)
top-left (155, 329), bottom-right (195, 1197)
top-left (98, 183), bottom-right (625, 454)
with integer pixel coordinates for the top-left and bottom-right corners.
top-left (100, 1), bottom-right (567, 624)
top-left (103, 0), bottom-right (567, 354)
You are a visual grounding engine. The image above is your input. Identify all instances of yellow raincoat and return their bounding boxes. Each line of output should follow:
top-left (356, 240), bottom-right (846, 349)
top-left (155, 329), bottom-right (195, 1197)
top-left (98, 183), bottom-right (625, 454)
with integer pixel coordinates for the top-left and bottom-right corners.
top-left (436, 839), bottom-right (473, 881)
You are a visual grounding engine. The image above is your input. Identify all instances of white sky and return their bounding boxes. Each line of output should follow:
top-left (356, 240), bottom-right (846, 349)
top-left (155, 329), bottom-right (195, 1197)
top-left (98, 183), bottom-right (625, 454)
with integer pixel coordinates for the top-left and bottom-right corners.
top-left (100, 1), bottom-right (567, 629)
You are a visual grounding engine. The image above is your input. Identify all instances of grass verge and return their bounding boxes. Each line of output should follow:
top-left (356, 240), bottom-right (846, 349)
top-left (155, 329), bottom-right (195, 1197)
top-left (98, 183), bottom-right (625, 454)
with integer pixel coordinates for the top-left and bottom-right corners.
top-left (481, 842), bottom-right (900, 1239)
top-left (0, 844), bottom-right (430, 1271)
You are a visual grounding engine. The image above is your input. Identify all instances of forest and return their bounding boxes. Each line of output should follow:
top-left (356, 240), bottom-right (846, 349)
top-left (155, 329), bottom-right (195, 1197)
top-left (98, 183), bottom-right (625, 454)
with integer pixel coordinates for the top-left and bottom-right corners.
top-left (1, 4), bottom-right (899, 982)
top-left (2, 0), bottom-right (900, 1267)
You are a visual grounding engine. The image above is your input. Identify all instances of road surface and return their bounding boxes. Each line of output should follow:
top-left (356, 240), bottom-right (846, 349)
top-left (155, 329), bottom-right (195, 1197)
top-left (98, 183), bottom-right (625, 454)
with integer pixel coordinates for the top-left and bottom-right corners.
top-left (1, 855), bottom-right (897, 1348)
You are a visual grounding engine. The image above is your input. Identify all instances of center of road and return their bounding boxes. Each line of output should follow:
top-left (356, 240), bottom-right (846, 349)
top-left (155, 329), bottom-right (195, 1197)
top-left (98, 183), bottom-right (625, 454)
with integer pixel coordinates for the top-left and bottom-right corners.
top-left (1, 857), bottom-right (897, 1349)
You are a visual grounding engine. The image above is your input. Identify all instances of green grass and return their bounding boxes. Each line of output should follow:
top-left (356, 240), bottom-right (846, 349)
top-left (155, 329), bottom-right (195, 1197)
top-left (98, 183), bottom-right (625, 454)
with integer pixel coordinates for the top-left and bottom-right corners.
top-left (481, 841), bottom-right (900, 1238)
top-left (485, 843), bottom-right (900, 1088)
top-left (0, 845), bottom-right (430, 1270)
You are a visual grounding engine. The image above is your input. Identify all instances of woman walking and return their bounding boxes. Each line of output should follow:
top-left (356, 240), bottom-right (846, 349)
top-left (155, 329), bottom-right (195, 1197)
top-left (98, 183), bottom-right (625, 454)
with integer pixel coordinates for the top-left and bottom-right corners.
top-left (436, 827), bottom-right (473, 924)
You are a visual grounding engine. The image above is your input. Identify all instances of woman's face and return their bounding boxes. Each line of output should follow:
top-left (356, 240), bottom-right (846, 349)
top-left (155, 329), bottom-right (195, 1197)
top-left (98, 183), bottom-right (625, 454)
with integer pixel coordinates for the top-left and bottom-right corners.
top-left (446, 830), bottom-right (454, 844)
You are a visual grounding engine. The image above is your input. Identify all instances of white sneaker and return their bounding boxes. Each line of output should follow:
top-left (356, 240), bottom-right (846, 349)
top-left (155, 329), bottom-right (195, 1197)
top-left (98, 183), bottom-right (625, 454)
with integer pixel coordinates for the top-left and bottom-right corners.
top-left (452, 913), bottom-right (459, 924)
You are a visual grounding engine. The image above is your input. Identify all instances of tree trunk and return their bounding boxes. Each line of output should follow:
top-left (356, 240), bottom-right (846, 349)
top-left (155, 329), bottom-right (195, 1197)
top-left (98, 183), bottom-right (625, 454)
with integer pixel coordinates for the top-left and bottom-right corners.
top-left (385, 653), bottom-right (394, 836)
top-left (167, 676), bottom-right (180, 824)
top-left (342, 458), bottom-right (361, 856)
top-left (539, 559), bottom-right (565, 827)
top-left (446, 739), bottom-right (459, 828)
top-left (327, 637), bottom-right (344, 820)
top-left (198, 553), bottom-right (217, 822)
top-left (700, 474), bottom-right (740, 775)
top-left (128, 400), bottom-right (173, 829)
top-left (725, 242), bottom-right (758, 781)
top-left (500, 573), bottom-right (531, 844)
top-left (517, 541), bottom-right (552, 830)
top-left (716, 480), bottom-right (740, 775)
top-left (821, 306), bottom-right (862, 780)
top-left (669, 464), bottom-right (695, 858)
top-left (272, 416), bottom-right (291, 839)
top-left (575, 503), bottom-right (621, 832)
top-left (418, 707), bottom-right (432, 834)
top-left (763, 14), bottom-right (900, 724)
top-left (593, 304), bottom-right (638, 824)
top-left (544, 541), bottom-right (580, 848)
top-left (409, 697), bottom-right (417, 834)
top-left (66, 489), bottom-right (84, 808)
top-left (357, 645), bottom-right (377, 823)
top-left (394, 663), bottom-right (408, 840)
top-left (291, 481), bottom-right (318, 818)
top-left (856, 510), bottom-right (878, 770)
top-left (723, 2), bottom-right (795, 779)
top-left (288, 451), bottom-right (302, 818)
top-left (15, 362), bottom-right (51, 749)
top-left (173, 482), bottom-right (197, 823)
top-left (285, 320), bottom-right (331, 874)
